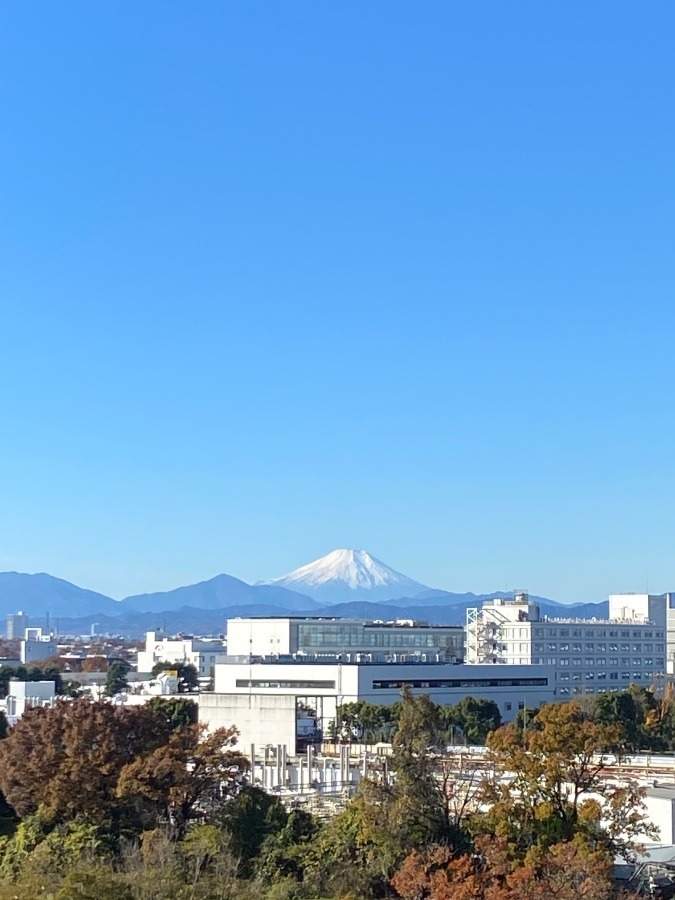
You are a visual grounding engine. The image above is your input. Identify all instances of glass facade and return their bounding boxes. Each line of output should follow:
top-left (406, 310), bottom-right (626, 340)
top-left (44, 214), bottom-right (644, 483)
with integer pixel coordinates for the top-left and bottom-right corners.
top-left (296, 622), bottom-right (463, 656)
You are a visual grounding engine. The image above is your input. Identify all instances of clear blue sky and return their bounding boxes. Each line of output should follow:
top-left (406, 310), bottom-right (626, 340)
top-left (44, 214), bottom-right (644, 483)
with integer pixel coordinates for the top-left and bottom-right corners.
top-left (1, 2), bottom-right (674, 603)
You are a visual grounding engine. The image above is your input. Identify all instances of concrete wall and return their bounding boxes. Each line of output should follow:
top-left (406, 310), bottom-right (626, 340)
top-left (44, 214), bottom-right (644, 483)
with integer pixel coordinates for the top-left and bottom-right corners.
top-left (226, 619), bottom-right (293, 657)
top-left (21, 639), bottom-right (57, 664)
top-left (199, 692), bottom-right (298, 754)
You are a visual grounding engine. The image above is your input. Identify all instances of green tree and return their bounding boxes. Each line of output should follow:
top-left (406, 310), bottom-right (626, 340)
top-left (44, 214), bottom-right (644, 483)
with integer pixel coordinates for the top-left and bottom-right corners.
top-left (146, 696), bottom-right (198, 731)
top-left (444, 696), bottom-right (501, 745)
top-left (214, 784), bottom-right (287, 877)
top-left (105, 661), bottom-right (130, 697)
top-left (257, 809), bottom-right (318, 884)
top-left (332, 701), bottom-right (395, 743)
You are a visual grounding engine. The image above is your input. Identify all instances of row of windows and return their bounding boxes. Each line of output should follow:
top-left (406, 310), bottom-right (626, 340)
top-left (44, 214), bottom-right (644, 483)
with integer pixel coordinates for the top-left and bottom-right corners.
top-left (533, 628), bottom-right (661, 639)
top-left (297, 624), bottom-right (461, 650)
top-left (529, 658), bottom-right (665, 668)
top-left (371, 677), bottom-right (548, 689)
top-left (235, 679), bottom-right (336, 689)
top-left (557, 672), bottom-right (651, 682)
top-left (534, 643), bottom-right (658, 653)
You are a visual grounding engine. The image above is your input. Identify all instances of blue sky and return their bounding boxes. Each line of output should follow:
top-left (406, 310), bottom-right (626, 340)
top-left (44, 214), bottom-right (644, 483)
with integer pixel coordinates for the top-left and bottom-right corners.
top-left (1, 2), bottom-right (674, 603)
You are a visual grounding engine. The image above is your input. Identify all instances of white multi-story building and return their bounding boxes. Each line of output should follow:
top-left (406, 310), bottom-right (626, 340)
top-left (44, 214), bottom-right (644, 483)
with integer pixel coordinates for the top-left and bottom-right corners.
top-left (226, 616), bottom-right (464, 663)
top-left (6, 611), bottom-right (29, 640)
top-left (136, 631), bottom-right (227, 679)
top-left (466, 593), bottom-right (667, 697)
top-left (20, 628), bottom-right (57, 664)
top-left (3, 679), bottom-right (55, 726)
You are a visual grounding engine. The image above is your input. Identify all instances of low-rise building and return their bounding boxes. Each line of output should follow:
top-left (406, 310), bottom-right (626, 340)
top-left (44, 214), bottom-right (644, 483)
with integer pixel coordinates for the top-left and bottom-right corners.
top-left (136, 631), bottom-right (226, 679)
top-left (3, 679), bottom-right (55, 725)
top-left (201, 658), bottom-right (556, 752)
top-left (20, 628), bottom-right (57, 664)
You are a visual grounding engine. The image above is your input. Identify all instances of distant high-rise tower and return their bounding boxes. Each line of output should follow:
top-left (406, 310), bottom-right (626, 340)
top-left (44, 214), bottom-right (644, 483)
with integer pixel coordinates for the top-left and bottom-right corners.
top-left (7, 611), bottom-right (29, 640)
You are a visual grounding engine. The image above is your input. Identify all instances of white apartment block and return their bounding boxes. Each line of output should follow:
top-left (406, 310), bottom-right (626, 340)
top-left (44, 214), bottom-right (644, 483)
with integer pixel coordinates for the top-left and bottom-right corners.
top-left (3, 679), bottom-right (55, 726)
top-left (20, 628), bottom-right (57, 665)
top-left (136, 631), bottom-right (227, 679)
top-left (466, 593), bottom-right (667, 697)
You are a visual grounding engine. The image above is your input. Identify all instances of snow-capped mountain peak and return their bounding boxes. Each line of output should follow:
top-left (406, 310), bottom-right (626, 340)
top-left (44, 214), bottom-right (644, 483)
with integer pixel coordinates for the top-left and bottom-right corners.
top-left (262, 549), bottom-right (430, 603)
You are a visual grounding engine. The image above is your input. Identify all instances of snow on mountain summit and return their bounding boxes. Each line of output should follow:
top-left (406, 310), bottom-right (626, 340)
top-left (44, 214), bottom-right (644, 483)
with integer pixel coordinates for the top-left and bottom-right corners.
top-left (262, 549), bottom-right (431, 603)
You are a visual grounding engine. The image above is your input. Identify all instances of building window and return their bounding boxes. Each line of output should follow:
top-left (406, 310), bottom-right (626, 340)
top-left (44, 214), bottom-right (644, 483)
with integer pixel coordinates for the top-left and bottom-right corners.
top-left (572, 659), bottom-right (582, 666)
top-left (547, 644), bottom-right (557, 652)
top-left (559, 643), bottom-right (569, 652)
top-left (235, 679), bottom-right (337, 689)
top-left (610, 672), bottom-right (618, 680)
top-left (596, 658), bottom-right (606, 666)
top-left (596, 644), bottom-right (606, 652)
top-left (559, 658), bottom-right (570, 666)
top-left (505, 702), bottom-right (512, 711)
top-left (621, 672), bottom-right (631, 680)
top-left (572, 644), bottom-right (582, 653)
top-left (559, 629), bottom-right (569, 637)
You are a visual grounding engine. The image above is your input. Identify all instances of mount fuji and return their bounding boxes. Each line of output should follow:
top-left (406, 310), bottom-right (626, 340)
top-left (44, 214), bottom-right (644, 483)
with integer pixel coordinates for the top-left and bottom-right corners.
top-left (261, 548), bottom-right (431, 604)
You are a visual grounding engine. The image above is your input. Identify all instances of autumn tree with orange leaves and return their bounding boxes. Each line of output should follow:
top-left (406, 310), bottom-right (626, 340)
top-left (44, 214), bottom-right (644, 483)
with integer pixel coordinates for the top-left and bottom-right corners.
top-left (477, 700), bottom-right (656, 860)
top-left (391, 834), bottom-right (635, 900)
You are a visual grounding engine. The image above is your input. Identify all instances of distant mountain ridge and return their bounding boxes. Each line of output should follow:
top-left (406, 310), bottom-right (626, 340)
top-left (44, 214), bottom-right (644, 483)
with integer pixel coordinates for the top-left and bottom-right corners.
top-left (0, 549), bottom-right (607, 637)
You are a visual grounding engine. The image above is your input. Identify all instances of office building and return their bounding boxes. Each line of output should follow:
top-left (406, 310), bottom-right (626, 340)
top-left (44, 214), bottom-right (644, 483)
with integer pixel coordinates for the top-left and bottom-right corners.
top-left (226, 616), bottom-right (464, 663)
top-left (465, 592), bottom-right (667, 696)
top-left (6, 611), bottom-right (29, 640)
top-left (136, 631), bottom-right (227, 680)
